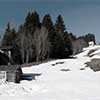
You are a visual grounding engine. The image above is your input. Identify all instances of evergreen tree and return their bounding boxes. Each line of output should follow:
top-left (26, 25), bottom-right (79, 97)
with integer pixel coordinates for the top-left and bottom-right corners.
top-left (24, 12), bottom-right (31, 28)
top-left (24, 11), bottom-right (40, 34)
top-left (55, 15), bottom-right (65, 33)
top-left (32, 11), bottom-right (40, 27)
top-left (2, 23), bottom-right (11, 46)
top-left (64, 31), bottom-right (73, 57)
top-left (54, 15), bottom-right (66, 58)
top-left (51, 31), bottom-right (65, 58)
top-left (69, 33), bottom-right (77, 41)
top-left (84, 33), bottom-right (96, 45)
top-left (78, 33), bottom-right (96, 46)
top-left (2, 23), bottom-right (16, 46)
top-left (42, 14), bottom-right (54, 32)
top-left (54, 15), bottom-right (73, 58)
top-left (42, 14), bottom-right (55, 58)
top-left (10, 28), bottom-right (16, 44)
top-left (16, 25), bottom-right (26, 63)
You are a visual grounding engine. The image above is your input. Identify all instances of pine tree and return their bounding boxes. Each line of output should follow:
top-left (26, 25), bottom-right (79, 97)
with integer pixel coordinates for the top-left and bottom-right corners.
top-left (69, 33), bottom-right (77, 41)
top-left (54, 15), bottom-right (73, 58)
top-left (42, 14), bottom-right (53, 32)
top-left (32, 11), bottom-right (40, 27)
top-left (24, 12), bottom-right (31, 28)
top-left (10, 28), bottom-right (16, 44)
top-left (24, 11), bottom-right (40, 34)
top-left (84, 33), bottom-right (96, 45)
top-left (2, 23), bottom-right (16, 46)
top-left (42, 14), bottom-right (55, 58)
top-left (54, 15), bottom-right (66, 58)
top-left (2, 23), bottom-right (11, 46)
top-left (55, 15), bottom-right (65, 33)
top-left (64, 31), bottom-right (73, 57)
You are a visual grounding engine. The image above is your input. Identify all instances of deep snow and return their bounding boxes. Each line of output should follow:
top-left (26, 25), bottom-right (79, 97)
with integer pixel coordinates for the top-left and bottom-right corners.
top-left (1, 45), bottom-right (100, 100)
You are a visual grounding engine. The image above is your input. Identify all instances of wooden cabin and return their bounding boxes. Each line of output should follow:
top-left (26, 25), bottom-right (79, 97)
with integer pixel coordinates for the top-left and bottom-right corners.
top-left (0, 46), bottom-right (22, 83)
top-left (0, 65), bottom-right (22, 83)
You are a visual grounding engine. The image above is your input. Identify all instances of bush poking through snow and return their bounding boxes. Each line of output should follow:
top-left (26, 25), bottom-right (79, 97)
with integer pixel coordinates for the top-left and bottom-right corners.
top-left (80, 68), bottom-right (85, 70)
top-left (87, 49), bottom-right (98, 57)
top-left (51, 61), bottom-right (64, 66)
top-left (60, 69), bottom-right (70, 72)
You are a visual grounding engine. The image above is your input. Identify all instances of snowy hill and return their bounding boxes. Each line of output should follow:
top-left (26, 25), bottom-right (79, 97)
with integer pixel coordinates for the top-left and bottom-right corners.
top-left (1, 45), bottom-right (100, 100)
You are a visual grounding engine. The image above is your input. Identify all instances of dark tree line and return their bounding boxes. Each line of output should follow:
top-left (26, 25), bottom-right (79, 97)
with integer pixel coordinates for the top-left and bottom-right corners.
top-left (69, 32), bottom-right (96, 46)
top-left (1, 11), bottom-right (73, 64)
top-left (1, 10), bottom-right (96, 64)
top-left (78, 33), bottom-right (96, 46)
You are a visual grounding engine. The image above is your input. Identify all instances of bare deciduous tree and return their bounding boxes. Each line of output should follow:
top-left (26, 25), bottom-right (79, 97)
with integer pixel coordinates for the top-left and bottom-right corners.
top-left (16, 26), bottom-right (34, 64)
top-left (34, 26), bottom-right (49, 62)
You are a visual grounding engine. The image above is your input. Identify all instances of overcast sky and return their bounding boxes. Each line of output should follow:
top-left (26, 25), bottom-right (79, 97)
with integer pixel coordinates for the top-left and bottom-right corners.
top-left (0, 0), bottom-right (100, 42)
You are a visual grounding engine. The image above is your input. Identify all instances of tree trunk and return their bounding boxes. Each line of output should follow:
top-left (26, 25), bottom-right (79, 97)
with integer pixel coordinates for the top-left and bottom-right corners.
top-left (21, 49), bottom-right (25, 64)
top-left (26, 49), bottom-right (30, 63)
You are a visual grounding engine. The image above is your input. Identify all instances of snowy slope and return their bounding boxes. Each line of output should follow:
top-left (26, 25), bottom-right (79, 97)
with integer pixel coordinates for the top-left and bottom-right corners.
top-left (1, 45), bottom-right (100, 100)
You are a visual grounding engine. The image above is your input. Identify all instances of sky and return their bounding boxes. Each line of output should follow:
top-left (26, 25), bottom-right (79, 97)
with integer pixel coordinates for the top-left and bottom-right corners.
top-left (0, 0), bottom-right (100, 42)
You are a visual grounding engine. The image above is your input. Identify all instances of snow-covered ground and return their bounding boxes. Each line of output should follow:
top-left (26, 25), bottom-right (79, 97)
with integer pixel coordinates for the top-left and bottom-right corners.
top-left (1, 45), bottom-right (100, 100)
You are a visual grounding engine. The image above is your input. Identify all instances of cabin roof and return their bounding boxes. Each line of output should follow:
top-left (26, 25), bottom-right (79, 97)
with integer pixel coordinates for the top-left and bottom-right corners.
top-left (0, 65), bottom-right (20, 73)
top-left (0, 46), bottom-right (13, 51)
